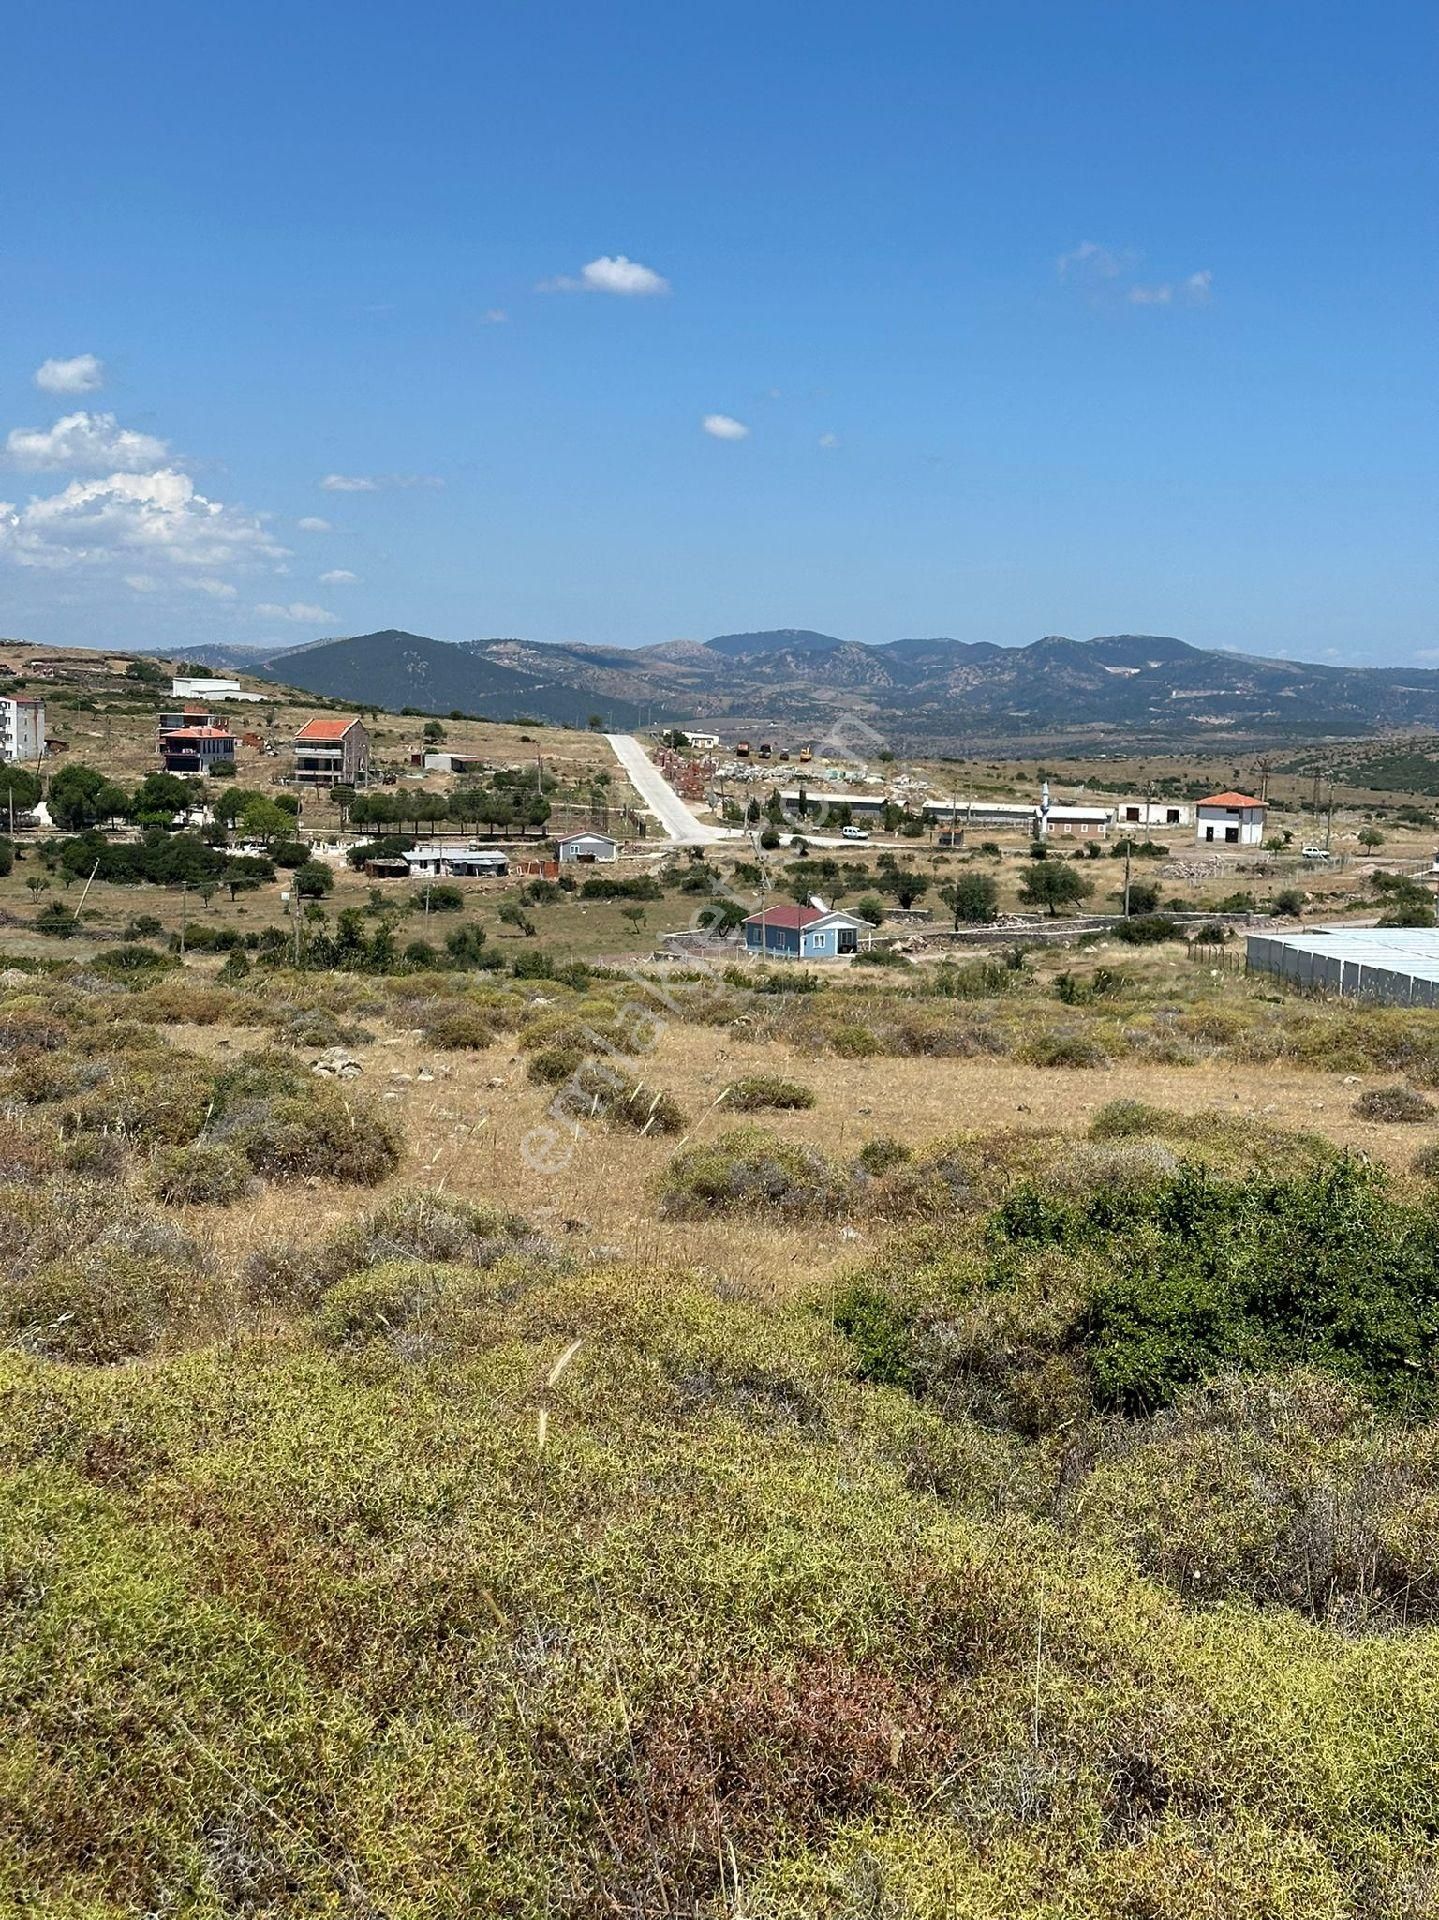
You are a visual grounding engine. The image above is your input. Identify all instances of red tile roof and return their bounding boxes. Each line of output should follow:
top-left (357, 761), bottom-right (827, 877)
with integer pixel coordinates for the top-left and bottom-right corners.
top-left (744, 904), bottom-right (827, 930)
top-left (1197, 790), bottom-right (1263, 809)
top-left (166, 727), bottom-right (235, 742)
top-left (295, 717), bottom-right (360, 742)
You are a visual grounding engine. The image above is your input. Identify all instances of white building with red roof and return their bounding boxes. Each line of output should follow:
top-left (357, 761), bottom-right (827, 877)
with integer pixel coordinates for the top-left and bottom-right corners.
top-left (1196, 790), bottom-right (1266, 847)
top-left (292, 715), bottom-right (370, 788)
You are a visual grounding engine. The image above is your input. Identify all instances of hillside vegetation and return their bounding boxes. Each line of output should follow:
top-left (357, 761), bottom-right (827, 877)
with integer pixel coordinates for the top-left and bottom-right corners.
top-left (6, 940), bottom-right (1439, 1916)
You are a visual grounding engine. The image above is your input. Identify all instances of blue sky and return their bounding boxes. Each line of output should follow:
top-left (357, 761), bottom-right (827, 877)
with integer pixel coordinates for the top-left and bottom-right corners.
top-left (1, 1), bottom-right (1433, 663)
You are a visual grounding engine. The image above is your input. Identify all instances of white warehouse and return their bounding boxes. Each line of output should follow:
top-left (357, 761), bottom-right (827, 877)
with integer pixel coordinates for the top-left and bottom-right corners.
top-left (1247, 926), bottom-right (1439, 1006)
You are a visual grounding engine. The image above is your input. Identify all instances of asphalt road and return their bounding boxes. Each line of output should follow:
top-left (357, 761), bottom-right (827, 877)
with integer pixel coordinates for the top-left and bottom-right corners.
top-left (605, 734), bottom-right (729, 844)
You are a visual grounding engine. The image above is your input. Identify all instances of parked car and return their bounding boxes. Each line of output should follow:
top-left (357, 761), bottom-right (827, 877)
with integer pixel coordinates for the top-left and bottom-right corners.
top-left (1301, 846), bottom-right (1331, 861)
top-left (841, 824), bottom-right (870, 841)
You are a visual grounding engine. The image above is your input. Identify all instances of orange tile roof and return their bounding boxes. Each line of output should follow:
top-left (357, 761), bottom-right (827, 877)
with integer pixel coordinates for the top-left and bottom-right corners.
top-left (295, 717), bottom-right (359, 741)
top-left (1198, 790), bottom-right (1263, 809)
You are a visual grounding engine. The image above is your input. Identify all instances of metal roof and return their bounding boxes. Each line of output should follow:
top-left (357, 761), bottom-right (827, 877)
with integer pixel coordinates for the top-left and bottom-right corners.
top-left (1252, 925), bottom-right (1439, 980)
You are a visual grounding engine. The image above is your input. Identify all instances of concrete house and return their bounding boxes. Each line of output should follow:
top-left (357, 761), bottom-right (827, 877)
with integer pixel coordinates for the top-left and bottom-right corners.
top-left (293, 716), bottom-right (370, 788)
top-left (161, 726), bottom-right (237, 776)
top-left (1196, 791), bottom-right (1266, 847)
top-left (742, 903), bottom-right (870, 959)
top-left (0, 696), bottom-right (46, 763)
top-left (556, 830), bottom-right (619, 864)
top-left (1119, 799), bottom-right (1192, 828)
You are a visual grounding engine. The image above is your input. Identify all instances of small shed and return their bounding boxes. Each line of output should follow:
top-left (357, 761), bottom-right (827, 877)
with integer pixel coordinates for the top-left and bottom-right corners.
top-left (742, 903), bottom-right (869, 959)
top-left (1196, 791), bottom-right (1266, 847)
top-left (404, 845), bottom-right (509, 879)
top-left (556, 831), bottom-right (619, 864)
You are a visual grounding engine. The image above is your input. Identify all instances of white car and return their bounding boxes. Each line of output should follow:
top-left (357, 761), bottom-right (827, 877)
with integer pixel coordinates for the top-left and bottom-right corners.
top-left (841, 824), bottom-right (870, 841)
top-left (1301, 846), bottom-right (1331, 861)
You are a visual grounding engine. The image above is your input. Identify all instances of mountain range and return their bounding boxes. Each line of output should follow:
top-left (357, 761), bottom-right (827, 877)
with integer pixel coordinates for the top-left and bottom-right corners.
top-left (168, 628), bottom-right (1439, 750)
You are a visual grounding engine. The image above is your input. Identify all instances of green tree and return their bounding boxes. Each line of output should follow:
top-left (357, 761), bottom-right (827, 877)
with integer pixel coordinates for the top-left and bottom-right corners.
top-left (293, 860), bottom-right (334, 899)
top-left (422, 720), bottom-right (446, 743)
top-left (855, 894), bottom-right (886, 926)
top-left (939, 873), bottom-right (999, 927)
top-left (1019, 863), bottom-right (1094, 917)
top-left (1358, 826), bottom-right (1386, 850)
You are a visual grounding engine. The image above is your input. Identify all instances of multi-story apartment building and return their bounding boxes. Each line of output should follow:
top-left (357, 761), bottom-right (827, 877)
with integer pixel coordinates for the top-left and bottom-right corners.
top-left (0, 696), bottom-right (46, 763)
top-left (292, 715), bottom-right (370, 788)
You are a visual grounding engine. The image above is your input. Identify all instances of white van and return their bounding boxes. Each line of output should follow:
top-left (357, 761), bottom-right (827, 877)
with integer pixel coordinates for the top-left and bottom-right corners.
top-left (841, 824), bottom-right (870, 841)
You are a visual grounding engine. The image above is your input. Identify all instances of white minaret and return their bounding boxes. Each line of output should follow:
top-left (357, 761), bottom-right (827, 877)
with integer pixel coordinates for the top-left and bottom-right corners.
top-left (1039, 779), bottom-right (1051, 838)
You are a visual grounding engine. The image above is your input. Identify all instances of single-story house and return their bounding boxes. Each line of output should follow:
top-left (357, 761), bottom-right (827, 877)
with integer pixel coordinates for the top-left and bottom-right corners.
top-left (742, 903), bottom-right (870, 959)
top-left (1196, 791), bottom-right (1266, 847)
top-left (403, 845), bottom-right (509, 879)
top-left (1042, 803), bottom-right (1114, 838)
top-left (556, 830), bottom-right (619, 864)
top-left (1119, 799), bottom-right (1192, 828)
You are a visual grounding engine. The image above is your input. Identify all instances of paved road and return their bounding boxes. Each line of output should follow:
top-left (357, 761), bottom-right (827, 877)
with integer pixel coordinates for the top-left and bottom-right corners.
top-left (605, 734), bottom-right (729, 844)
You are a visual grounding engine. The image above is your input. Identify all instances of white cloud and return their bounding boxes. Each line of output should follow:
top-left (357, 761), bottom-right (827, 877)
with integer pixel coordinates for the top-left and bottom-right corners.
top-left (6, 410), bottom-right (169, 473)
top-left (540, 254), bottom-right (670, 296)
top-left (124, 573), bottom-right (160, 593)
top-left (255, 600), bottom-right (334, 624)
top-left (319, 568), bottom-right (357, 585)
top-left (1060, 243), bottom-right (1214, 310)
top-left (297, 515), bottom-right (332, 532)
top-left (702, 413), bottom-right (749, 441)
top-left (35, 353), bottom-right (105, 395)
top-left (1057, 241), bottom-right (1131, 282)
top-left (319, 471), bottom-right (442, 492)
top-left (818, 432), bottom-right (841, 450)
top-left (187, 576), bottom-right (238, 599)
top-left (481, 308), bottom-right (509, 325)
top-left (0, 468), bottom-right (288, 575)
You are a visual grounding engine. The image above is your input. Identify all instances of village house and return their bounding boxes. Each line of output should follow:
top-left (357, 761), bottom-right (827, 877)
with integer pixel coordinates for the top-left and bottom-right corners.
top-left (292, 716), bottom-right (370, 788)
top-left (1041, 803), bottom-right (1113, 838)
top-left (1196, 790), bottom-right (1266, 846)
top-left (402, 845), bottom-right (510, 879)
top-left (1118, 798), bottom-right (1192, 828)
top-left (160, 725), bottom-right (237, 776)
top-left (742, 903), bottom-right (870, 959)
top-left (556, 830), bottom-right (619, 864)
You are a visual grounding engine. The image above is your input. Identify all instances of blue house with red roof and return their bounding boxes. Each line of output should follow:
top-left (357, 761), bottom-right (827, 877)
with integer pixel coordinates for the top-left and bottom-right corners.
top-left (742, 903), bottom-right (870, 959)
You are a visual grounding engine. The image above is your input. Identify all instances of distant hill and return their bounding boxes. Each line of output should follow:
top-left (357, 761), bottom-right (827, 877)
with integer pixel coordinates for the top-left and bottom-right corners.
top-left (249, 630), bottom-right (647, 729)
top-left (163, 625), bottom-right (1439, 749)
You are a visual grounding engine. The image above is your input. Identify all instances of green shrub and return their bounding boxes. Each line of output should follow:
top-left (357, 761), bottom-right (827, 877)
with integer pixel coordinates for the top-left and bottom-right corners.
top-left (1019, 1027), bottom-right (1110, 1069)
top-left (722, 1074), bottom-right (816, 1113)
top-left (148, 1141), bottom-right (252, 1207)
top-left (854, 1136), bottom-right (913, 1177)
top-left (828, 1022), bottom-right (881, 1058)
top-left (659, 1127), bottom-right (853, 1219)
top-left (0, 1181), bottom-right (213, 1362)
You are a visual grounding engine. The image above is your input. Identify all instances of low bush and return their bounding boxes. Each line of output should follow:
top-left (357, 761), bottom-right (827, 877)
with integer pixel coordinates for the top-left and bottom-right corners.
top-left (0, 1180), bottom-right (214, 1362)
top-left (148, 1141), bottom-right (252, 1207)
top-left (1353, 1083), bottom-right (1435, 1124)
top-left (1019, 1027), bottom-right (1110, 1069)
top-left (660, 1127), bottom-right (853, 1219)
top-left (722, 1073), bottom-right (816, 1112)
top-left (854, 1135), bottom-right (913, 1176)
